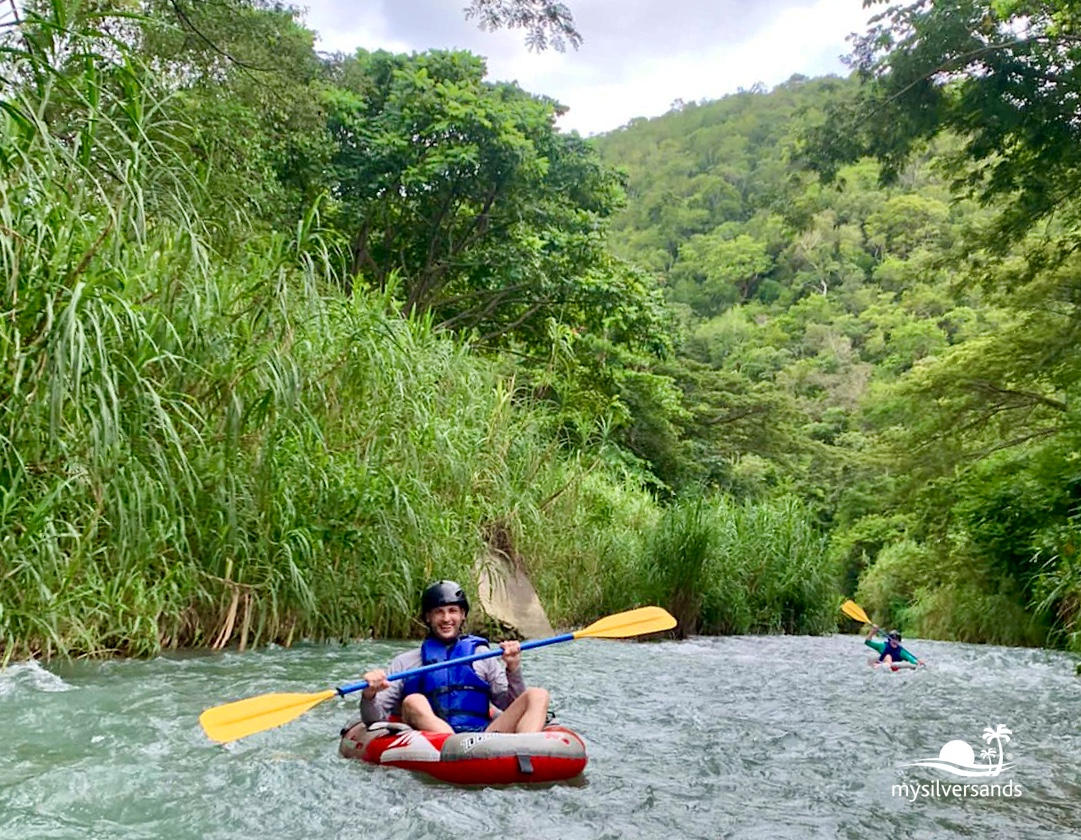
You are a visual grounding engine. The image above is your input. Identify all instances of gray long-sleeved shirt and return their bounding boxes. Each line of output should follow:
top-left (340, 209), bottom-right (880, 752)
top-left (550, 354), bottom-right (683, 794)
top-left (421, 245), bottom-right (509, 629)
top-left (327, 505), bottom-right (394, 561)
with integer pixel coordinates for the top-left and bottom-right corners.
top-left (360, 644), bottom-right (527, 726)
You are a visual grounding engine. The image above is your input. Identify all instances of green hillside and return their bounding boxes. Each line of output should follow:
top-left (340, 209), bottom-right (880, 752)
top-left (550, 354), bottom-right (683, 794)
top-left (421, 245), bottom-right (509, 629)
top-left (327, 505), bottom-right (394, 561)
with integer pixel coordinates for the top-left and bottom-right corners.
top-left (592, 65), bottom-right (1079, 649)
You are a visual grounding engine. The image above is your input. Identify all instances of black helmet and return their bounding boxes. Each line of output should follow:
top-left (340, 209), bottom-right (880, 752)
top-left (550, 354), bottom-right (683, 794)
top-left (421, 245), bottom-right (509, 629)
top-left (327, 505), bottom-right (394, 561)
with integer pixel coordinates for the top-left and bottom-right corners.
top-left (420, 580), bottom-right (469, 616)
top-left (888, 629), bottom-right (902, 642)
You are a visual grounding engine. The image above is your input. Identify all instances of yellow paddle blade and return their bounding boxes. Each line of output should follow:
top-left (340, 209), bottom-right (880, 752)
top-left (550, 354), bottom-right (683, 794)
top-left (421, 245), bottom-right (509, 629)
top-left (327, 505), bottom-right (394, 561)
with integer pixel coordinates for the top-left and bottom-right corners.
top-left (841, 599), bottom-right (871, 625)
top-left (199, 689), bottom-right (338, 744)
top-left (573, 606), bottom-right (676, 639)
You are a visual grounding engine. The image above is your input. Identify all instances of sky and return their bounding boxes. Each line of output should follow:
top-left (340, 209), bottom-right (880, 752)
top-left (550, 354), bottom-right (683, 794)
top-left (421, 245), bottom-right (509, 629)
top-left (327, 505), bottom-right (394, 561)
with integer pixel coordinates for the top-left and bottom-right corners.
top-left (299, 0), bottom-right (876, 136)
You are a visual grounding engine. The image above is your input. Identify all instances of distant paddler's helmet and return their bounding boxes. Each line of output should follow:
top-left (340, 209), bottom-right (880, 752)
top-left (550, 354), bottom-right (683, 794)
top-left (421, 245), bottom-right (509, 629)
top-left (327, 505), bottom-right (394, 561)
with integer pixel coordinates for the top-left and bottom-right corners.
top-left (887, 629), bottom-right (902, 642)
top-left (420, 579), bottom-right (469, 617)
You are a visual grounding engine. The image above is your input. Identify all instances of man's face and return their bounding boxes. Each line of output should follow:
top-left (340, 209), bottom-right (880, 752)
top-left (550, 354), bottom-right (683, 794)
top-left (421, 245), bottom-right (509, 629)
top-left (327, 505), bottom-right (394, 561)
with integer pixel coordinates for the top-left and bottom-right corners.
top-left (426, 604), bottom-right (464, 641)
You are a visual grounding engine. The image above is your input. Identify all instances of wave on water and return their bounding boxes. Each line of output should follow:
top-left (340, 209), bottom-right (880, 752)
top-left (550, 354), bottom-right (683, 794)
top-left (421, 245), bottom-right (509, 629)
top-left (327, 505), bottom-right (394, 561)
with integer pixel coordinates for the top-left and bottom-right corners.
top-left (0, 660), bottom-right (73, 696)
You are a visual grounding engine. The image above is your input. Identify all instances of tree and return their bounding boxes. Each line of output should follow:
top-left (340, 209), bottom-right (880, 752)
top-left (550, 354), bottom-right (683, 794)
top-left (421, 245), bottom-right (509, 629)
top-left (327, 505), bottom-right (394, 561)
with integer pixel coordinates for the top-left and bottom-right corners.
top-left (324, 48), bottom-right (668, 352)
top-left (142, 0), bottom-right (334, 227)
top-left (790, 0), bottom-right (1081, 648)
top-left (466, 0), bottom-right (580, 51)
top-left (806, 0), bottom-right (1081, 245)
top-left (668, 232), bottom-right (774, 316)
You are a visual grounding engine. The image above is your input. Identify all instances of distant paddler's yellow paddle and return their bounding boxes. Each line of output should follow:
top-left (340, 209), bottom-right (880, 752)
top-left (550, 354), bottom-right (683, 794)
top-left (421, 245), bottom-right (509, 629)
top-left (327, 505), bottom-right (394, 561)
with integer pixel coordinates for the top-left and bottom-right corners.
top-left (841, 599), bottom-right (874, 627)
top-left (199, 605), bottom-right (677, 744)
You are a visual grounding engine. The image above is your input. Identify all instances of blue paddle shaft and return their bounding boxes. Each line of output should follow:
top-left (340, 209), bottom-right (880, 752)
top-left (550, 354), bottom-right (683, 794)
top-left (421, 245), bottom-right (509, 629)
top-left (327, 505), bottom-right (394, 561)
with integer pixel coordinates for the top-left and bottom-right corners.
top-left (336, 632), bottom-right (576, 697)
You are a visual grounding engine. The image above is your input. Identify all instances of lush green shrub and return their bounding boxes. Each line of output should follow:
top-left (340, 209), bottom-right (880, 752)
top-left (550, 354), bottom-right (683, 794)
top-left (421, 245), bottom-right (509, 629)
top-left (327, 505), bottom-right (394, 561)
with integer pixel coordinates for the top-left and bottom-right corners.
top-left (705, 496), bottom-right (837, 635)
top-left (588, 494), bottom-right (838, 637)
top-left (857, 540), bottom-right (1050, 646)
top-left (855, 539), bottom-right (937, 631)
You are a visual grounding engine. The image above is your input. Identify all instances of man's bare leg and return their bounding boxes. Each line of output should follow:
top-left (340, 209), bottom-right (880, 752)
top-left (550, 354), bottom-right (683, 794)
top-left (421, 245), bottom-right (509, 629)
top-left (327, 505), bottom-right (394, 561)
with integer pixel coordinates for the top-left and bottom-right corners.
top-left (401, 694), bottom-right (454, 733)
top-left (485, 688), bottom-right (550, 733)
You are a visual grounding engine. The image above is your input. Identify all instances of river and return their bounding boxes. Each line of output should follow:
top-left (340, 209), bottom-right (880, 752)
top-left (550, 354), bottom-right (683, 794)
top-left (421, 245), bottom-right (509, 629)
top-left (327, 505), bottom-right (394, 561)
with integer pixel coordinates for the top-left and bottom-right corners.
top-left (2, 634), bottom-right (1078, 839)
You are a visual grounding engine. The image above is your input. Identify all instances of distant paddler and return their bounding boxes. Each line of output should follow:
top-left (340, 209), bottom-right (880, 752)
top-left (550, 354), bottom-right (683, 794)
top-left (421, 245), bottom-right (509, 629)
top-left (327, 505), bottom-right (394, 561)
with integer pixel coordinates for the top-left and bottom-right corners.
top-left (841, 600), bottom-right (924, 667)
top-left (866, 626), bottom-right (923, 668)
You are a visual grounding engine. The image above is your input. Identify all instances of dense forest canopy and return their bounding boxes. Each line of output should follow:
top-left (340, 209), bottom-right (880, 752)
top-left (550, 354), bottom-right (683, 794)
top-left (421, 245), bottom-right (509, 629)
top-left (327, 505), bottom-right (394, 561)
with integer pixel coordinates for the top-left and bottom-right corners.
top-left (2, 0), bottom-right (1080, 658)
top-left (592, 0), bottom-right (1081, 651)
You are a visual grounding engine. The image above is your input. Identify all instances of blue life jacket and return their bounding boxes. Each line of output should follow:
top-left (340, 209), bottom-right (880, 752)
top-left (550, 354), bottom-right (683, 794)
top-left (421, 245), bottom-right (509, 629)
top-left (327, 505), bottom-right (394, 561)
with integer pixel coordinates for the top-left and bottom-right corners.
top-left (864, 636), bottom-right (918, 664)
top-left (402, 634), bottom-right (492, 732)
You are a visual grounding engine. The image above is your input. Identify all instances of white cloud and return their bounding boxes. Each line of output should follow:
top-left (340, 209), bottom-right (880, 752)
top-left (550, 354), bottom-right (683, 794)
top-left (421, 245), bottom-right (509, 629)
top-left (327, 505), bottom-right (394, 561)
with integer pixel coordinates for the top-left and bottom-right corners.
top-left (305, 4), bottom-right (414, 55)
top-left (301, 0), bottom-right (873, 135)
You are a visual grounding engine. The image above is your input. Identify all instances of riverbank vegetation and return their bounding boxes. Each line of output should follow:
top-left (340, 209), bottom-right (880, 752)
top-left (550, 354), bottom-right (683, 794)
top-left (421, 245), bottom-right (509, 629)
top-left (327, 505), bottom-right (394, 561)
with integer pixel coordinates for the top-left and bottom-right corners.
top-left (2, 0), bottom-right (1080, 661)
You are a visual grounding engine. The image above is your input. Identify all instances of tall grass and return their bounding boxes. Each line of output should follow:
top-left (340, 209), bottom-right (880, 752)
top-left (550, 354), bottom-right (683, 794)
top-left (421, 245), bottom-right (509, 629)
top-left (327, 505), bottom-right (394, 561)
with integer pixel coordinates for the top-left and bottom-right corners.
top-left (641, 498), bottom-right (714, 635)
top-left (530, 492), bottom-right (837, 636)
top-left (702, 496), bottom-right (838, 635)
top-left (1030, 514), bottom-right (1081, 652)
top-left (0, 2), bottom-right (646, 661)
top-left (0, 148), bottom-right (624, 659)
top-left (519, 468), bottom-right (660, 624)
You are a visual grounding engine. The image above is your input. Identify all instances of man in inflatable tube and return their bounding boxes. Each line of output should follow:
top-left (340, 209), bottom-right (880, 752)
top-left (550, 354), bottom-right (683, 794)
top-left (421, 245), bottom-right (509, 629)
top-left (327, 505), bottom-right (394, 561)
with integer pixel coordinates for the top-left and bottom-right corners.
top-left (359, 580), bottom-right (552, 733)
top-left (866, 625), bottom-right (924, 666)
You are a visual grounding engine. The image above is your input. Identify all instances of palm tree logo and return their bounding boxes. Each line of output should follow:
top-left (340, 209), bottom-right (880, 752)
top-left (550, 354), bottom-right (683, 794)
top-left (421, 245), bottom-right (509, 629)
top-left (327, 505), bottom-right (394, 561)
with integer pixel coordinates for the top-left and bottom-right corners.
top-left (981, 724), bottom-right (1012, 777)
top-left (903, 723), bottom-right (1016, 777)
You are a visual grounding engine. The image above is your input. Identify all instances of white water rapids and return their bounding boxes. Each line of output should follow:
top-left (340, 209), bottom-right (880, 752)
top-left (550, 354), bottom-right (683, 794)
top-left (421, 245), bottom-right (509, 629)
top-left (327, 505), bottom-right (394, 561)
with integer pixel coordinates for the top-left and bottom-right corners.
top-left (2, 634), bottom-right (1078, 839)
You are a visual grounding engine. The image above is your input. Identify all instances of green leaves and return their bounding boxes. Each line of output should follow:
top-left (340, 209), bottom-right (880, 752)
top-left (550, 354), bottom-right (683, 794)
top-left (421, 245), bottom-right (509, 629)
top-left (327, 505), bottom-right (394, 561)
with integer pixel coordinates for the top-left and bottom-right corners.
top-left (322, 47), bottom-right (670, 356)
top-left (464, 0), bottom-right (582, 52)
top-left (669, 232), bottom-right (774, 317)
top-left (809, 0), bottom-right (1081, 244)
